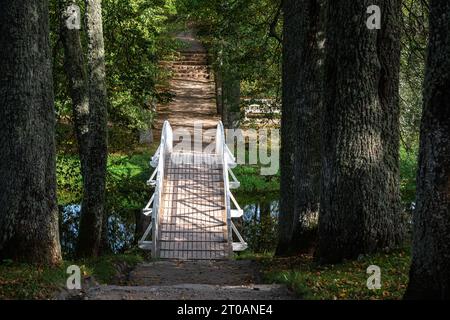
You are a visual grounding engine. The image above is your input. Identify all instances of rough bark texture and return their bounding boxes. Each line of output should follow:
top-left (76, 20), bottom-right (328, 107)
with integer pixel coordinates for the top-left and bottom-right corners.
top-left (316, 0), bottom-right (404, 264)
top-left (221, 71), bottom-right (241, 129)
top-left (277, 0), bottom-right (296, 255)
top-left (76, 0), bottom-right (109, 257)
top-left (405, 0), bottom-right (450, 300)
top-left (276, 0), bottom-right (323, 256)
top-left (61, 0), bottom-right (90, 171)
top-left (0, 0), bottom-right (62, 264)
top-left (215, 69), bottom-right (224, 116)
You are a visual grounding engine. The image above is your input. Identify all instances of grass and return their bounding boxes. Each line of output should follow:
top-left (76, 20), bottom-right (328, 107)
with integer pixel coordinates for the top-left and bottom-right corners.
top-left (0, 253), bottom-right (143, 300)
top-left (245, 248), bottom-right (411, 300)
top-left (234, 165), bottom-right (280, 194)
top-left (77, 253), bottom-right (144, 284)
top-left (400, 146), bottom-right (419, 205)
top-left (0, 261), bottom-right (70, 300)
top-left (57, 150), bottom-right (155, 206)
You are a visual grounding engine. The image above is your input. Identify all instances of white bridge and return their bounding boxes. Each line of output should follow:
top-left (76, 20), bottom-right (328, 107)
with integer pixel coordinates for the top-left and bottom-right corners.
top-left (139, 121), bottom-right (247, 259)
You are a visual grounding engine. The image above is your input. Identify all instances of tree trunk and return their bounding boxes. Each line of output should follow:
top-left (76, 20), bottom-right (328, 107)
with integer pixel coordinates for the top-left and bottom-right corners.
top-left (0, 0), bottom-right (62, 265)
top-left (100, 211), bottom-right (110, 254)
top-left (276, 0), bottom-right (296, 255)
top-left (220, 65), bottom-right (241, 129)
top-left (76, 0), bottom-right (109, 257)
top-left (61, 0), bottom-right (90, 174)
top-left (276, 0), bottom-right (323, 256)
top-left (215, 69), bottom-right (224, 116)
top-left (316, 0), bottom-right (404, 264)
top-left (405, 0), bottom-right (450, 300)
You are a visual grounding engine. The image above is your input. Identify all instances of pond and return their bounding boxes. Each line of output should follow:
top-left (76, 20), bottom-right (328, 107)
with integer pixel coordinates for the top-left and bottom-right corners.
top-left (59, 193), bottom-right (280, 258)
top-left (237, 194), bottom-right (279, 254)
top-left (59, 205), bottom-right (136, 259)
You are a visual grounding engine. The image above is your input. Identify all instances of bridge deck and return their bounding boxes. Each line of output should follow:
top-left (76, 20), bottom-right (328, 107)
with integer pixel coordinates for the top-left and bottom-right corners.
top-left (158, 152), bottom-right (231, 260)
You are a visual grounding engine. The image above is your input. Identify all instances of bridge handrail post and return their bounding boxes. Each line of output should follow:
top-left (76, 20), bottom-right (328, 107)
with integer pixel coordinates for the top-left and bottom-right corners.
top-left (216, 121), bottom-right (247, 253)
top-left (216, 122), bottom-right (233, 254)
top-left (151, 120), bottom-right (173, 257)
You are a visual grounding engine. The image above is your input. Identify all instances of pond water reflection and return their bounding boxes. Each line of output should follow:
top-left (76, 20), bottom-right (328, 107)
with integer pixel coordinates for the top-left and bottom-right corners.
top-left (59, 205), bottom-right (135, 258)
top-left (238, 195), bottom-right (279, 253)
top-left (60, 195), bottom-right (280, 258)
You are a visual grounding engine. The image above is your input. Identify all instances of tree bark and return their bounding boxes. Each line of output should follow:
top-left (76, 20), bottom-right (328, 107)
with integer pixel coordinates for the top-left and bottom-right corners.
top-left (276, 0), bottom-right (296, 255)
top-left (221, 70), bottom-right (241, 129)
top-left (316, 0), bottom-right (404, 264)
top-left (276, 0), bottom-right (323, 256)
top-left (61, 0), bottom-right (90, 173)
top-left (76, 0), bottom-right (109, 257)
top-left (0, 0), bottom-right (62, 264)
top-left (215, 69), bottom-right (224, 116)
top-left (405, 0), bottom-right (450, 300)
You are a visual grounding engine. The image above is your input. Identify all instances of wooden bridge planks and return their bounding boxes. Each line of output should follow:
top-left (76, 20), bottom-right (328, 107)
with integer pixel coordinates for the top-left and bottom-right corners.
top-left (158, 152), bottom-right (230, 260)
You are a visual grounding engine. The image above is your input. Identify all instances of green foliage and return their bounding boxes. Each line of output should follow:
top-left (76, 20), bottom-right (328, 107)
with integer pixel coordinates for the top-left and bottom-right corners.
top-left (57, 155), bottom-right (83, 205)
top-left (56, 123), bottom-right (78, 154)
top-left (400, 146), bottom-right (419, 205)
top-left (233, 165), bottom-right (280, 194)
top-left (400, 0), bottom-right (428, 150)
top-left (0, 261), bottom-right (70, 299)
top-left (260, 249), bottom-right (411, 300)
top-left (106, 153), bottom-right (151, 216)
top-left (80, 253), bottom-right (144, 284)
top-left (108, 126), bottom-right (141, 154)
top-left (177, 0), bottom-right (282, 101)
top-left (103, 0), bottom-right (180, 130)
top-left (57, 151), bottom-right (154, 206)
top-left (244, 213), bottom-right (278, 253)
top-left (50, 0), bottom-right (180, 130)
top-left (0, 254), bottom-right (144, 299)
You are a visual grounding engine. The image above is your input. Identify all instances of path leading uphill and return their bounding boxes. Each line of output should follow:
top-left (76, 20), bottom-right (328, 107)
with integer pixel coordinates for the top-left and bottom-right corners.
top-left (154, 30), bottom-right (220, 138)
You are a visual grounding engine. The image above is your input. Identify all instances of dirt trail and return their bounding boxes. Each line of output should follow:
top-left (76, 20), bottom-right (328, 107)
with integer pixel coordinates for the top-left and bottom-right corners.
top-left (83, 260), bottom-right (294, 300)
top-left (154, 30), bottom-right (220, 138)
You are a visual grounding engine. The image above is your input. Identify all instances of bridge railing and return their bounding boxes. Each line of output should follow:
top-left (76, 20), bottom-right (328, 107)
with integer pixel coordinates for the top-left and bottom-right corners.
top-left (215, 121), bottom-right (248, 252)
top-left (138, 121), bottom-right (173, 254)
top-left (140, 120), bottom-right (247, 255)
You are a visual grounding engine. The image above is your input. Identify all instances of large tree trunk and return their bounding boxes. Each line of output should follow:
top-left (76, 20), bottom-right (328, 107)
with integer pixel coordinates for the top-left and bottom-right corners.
top-left (276, 0), bottom-right (323, 256)
top-left (61, 0), bottom-right (90, 172)
top-left (0, 0), bottom-right (62, 265)
top-left (316, 0), bottom-right (404, 264)
top-left (276, 0), bottom-right (296, 255)
top-left (405, 0), bottom-right (450, 300)
top-left (76, 0), bottom-right (109, 257)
